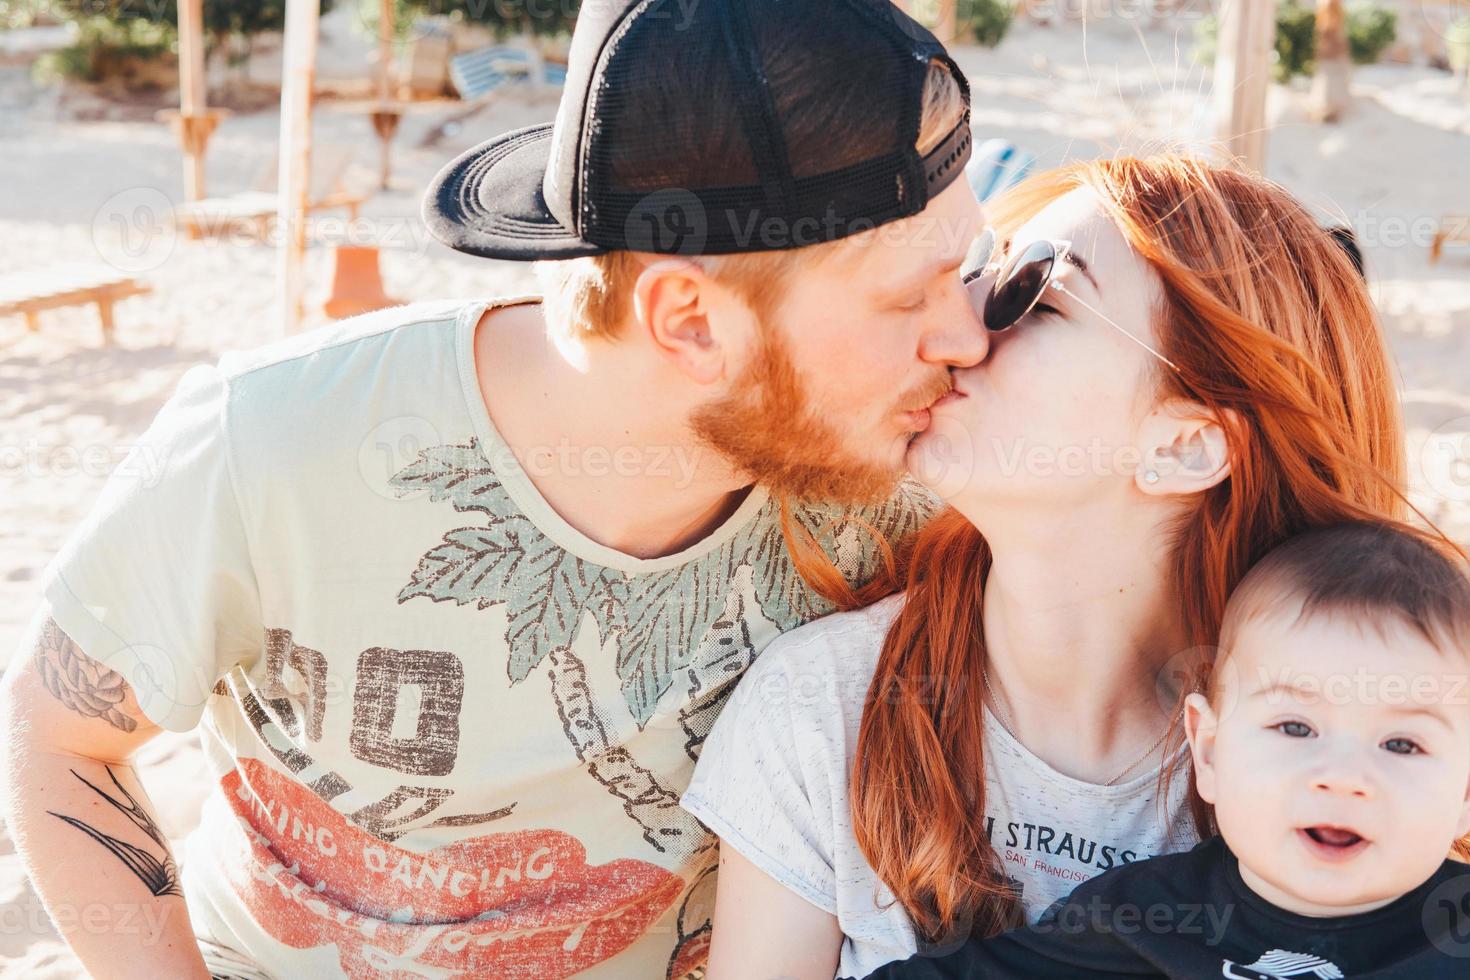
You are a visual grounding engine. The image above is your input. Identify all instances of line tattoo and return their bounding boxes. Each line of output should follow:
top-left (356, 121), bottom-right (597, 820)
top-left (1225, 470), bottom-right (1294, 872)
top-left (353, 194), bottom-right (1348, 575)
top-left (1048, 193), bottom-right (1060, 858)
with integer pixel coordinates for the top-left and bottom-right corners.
top-left (33, 618), bottom-right (137, 732)
top-left (47, 766), bottom-right (181, 898)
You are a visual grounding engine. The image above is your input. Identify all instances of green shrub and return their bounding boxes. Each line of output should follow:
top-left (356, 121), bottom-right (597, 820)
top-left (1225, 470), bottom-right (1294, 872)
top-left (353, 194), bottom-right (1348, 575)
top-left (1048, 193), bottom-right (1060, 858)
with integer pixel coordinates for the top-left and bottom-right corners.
top-left (1346, 4), bottom-right (1396, 65)
top-left (35, 16), bottom-right (175, 86)
top-left (959, 0), bottom-right (1017, 49)
top-left (1274, 1), bottom-right (1318, 81)
top-left (1194, 1), bottom-right (1397, 82)
top-left (33, 0), bottom-right (338, 88)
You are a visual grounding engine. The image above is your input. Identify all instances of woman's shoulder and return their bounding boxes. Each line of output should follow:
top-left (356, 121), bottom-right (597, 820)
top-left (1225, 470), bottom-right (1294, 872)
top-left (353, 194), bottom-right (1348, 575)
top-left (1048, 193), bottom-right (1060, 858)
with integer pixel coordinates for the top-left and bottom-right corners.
top-left (734, 593), bottom-right (906, 706)
top-left (699, 593), bottom-right (906, 755)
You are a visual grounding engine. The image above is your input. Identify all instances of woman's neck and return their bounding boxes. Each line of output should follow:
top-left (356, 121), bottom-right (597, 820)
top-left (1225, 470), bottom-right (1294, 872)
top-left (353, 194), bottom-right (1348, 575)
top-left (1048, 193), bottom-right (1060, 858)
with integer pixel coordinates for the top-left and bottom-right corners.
top-left (975, 499), bottom-right (1190, 781)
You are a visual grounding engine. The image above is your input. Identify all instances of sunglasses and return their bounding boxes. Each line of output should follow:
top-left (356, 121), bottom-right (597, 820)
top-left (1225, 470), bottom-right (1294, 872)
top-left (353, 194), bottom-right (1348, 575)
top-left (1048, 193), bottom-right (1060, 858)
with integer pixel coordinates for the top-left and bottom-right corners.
top-left (961, 230), bottom-right (1180, 372)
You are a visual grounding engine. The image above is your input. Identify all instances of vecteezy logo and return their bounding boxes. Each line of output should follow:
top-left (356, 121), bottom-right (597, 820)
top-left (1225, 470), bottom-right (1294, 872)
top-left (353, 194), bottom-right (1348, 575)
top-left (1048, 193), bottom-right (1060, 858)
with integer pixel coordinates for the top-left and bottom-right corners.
top-left (1422, 873), bottom-right (1470, 958)
top-left (91, 186), bottom-right (177, 274)
top-left (623, 188), bottom-right (708, 255)
top-left (358, 415), bottom-right (442, 500)
top-left (1421, 415), bottom-right (1470, 505)
top-left (1220, 949), bottom-right (1344, 978)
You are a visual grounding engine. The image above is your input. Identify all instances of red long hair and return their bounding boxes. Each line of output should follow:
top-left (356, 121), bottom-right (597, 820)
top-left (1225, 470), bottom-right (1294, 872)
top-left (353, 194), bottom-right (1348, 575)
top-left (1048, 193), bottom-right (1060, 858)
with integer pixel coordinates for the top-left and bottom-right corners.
top-left (801, 155), bottom-right (1449, 942)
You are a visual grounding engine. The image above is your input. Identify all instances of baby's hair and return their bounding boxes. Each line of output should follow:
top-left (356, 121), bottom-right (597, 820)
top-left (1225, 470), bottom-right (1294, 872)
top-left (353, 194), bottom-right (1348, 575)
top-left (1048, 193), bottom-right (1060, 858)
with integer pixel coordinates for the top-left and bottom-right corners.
top-left (1213, 521), bottom-right (1470, 696)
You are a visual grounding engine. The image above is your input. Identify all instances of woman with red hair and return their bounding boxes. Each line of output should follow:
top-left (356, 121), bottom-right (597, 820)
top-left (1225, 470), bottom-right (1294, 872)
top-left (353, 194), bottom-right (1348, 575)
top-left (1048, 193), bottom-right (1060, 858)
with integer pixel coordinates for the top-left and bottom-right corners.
top-left (681, 154), bottom-right (1432, 979)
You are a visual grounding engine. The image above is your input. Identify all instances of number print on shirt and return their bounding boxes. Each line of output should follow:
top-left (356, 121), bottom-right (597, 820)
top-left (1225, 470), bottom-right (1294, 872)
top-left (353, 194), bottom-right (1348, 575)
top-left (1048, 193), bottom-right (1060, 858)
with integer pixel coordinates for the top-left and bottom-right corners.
top-left (349, 647), bottom-right (465, 777)
top-left (227, 650), bottom-right (518, 844)
top-left (260, 628), bottom-right (328, 741)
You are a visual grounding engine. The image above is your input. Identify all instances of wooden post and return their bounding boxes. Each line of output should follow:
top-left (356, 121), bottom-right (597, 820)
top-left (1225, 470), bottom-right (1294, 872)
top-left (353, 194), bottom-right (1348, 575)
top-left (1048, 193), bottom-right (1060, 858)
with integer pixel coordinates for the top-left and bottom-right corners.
top-left (162, 0), bottom-right (226, 226)
top-left (1311, 0), bottom-right (1350, 122)
top-left (178, 0), bottom-right (204, 197)
top-left (372, 0), bottom-right (403, 190)
top-left (1211, 0), bottom-right (1275, 172)
top-left (278, 0), bottom-right (321, 335)
top-left (378, 0), bottom-right (394, 103)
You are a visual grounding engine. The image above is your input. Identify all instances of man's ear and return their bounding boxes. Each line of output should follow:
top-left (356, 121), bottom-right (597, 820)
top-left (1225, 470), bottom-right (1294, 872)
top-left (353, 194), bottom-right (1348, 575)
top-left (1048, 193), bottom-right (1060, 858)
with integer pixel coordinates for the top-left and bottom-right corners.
top-left (1135, 400), bottom-right (1240, 497)
top-left (632, 257), bottom-right (727, 385)
top-left (1184, 692), bottom-right (1220, 805)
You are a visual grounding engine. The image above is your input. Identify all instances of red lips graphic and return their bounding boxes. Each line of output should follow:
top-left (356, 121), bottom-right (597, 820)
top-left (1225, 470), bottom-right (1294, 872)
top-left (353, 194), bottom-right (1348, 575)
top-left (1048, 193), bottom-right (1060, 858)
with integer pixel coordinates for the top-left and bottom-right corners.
top-left (219, 759), bottom-right (683, 978)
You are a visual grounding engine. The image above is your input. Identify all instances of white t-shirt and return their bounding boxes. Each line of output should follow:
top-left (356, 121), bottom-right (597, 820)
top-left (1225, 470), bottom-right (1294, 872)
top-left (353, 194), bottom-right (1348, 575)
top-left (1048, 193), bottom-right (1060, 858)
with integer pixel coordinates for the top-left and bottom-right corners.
top-left (681, 594), bottom-right (1199, 979)
top-left (39, 297), bottom-right (937, 980)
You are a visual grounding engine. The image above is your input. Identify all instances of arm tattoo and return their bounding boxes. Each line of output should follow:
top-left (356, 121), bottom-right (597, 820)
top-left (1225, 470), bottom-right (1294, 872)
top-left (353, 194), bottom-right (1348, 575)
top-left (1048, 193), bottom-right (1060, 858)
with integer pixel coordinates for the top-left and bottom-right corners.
top-left (47, 766), bottom-right (181, 898)
top-left (33, 618), bottom-right (137, 732)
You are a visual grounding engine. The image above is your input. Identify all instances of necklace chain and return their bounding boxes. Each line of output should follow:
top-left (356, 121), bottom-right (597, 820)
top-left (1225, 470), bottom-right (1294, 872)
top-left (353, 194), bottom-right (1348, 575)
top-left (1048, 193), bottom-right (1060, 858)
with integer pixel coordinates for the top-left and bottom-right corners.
top-left (981, 661), bottom-right (1180, 787)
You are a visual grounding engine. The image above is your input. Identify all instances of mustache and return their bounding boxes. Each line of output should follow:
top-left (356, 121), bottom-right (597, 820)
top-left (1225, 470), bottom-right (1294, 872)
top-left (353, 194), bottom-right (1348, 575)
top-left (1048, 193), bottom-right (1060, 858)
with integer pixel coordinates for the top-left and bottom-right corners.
top-left (898, 373), bottom-right (954, 413)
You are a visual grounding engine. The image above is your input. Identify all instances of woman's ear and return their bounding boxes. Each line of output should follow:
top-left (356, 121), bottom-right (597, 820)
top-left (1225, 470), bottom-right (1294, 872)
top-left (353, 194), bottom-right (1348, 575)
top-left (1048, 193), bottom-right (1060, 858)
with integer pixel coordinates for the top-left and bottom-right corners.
top-left (633, 258), bottom-right (727, 385)
top-left (1135, 401), bottom-right (1241, 497)
top-left (1184, 692), bottom-right (1220, 805)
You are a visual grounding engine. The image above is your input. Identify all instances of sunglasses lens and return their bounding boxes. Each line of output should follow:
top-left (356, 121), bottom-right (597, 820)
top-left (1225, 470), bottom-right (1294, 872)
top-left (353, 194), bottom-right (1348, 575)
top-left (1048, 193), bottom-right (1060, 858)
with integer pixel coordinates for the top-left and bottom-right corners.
top-left (984, 241), bottom-right (1056, 332)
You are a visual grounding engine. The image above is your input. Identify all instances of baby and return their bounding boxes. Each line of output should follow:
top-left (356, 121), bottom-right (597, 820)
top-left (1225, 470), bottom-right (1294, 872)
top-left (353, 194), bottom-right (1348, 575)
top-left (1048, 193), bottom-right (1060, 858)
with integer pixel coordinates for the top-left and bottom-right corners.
top-left (860, 521), bottom-right (1470, 978)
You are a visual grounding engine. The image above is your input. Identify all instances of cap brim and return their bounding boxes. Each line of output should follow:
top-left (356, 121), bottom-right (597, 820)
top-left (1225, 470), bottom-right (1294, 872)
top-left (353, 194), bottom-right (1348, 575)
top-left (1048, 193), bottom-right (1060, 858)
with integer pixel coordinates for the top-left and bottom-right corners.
top-left (421, 123), bottom-right (607, 261)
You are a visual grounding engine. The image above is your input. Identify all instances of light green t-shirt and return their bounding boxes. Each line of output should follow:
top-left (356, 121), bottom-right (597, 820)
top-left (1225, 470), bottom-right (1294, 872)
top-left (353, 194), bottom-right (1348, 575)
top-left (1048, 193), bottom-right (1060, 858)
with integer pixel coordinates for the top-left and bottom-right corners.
top-left (39, 297), bottom-right (935, 980)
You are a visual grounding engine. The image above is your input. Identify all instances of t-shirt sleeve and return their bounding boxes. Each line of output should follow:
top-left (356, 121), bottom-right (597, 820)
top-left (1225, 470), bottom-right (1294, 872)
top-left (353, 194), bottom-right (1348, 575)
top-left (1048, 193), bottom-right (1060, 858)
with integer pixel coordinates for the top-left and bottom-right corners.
top-left (37, 360), bottom-right (264, 733)
top-left (680, 631), bottom-right (840, 916)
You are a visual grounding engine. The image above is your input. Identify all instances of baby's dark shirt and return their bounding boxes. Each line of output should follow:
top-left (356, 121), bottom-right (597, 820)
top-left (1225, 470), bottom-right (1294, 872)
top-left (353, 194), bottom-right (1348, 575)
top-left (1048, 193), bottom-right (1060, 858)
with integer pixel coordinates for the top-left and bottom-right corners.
top-left (856, 837), bottom-right (1470, 979)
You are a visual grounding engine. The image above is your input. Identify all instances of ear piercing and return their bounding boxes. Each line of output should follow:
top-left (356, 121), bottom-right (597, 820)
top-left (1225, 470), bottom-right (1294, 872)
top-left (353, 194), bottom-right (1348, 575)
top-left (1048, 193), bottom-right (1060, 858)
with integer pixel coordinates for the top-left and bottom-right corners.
top-left (1144, 469), bottom-right (1160, 485)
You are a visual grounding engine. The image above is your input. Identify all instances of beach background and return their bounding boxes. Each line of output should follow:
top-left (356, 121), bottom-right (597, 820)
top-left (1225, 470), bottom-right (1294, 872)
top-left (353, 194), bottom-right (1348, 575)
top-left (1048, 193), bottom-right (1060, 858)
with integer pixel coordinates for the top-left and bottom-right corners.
top-left (2, 3), bottom-right (1468, 974)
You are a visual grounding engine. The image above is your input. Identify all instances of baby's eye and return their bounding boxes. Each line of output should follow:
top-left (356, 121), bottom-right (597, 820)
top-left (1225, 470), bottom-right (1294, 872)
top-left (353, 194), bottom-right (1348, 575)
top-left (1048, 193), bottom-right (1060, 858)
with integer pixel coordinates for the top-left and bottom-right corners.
top-left (1274, 720), bottom-right (1314, 738)
top-left (1383, 737), bottom-right (1423, 756)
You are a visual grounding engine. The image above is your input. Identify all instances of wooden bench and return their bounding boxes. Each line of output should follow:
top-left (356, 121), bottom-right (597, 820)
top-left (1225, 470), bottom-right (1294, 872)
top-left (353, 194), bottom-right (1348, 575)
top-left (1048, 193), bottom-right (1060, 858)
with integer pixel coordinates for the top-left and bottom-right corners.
top-left (171, 143), bottom-right (374, 241)
top-left (0, 265), bottom-right (151, 342)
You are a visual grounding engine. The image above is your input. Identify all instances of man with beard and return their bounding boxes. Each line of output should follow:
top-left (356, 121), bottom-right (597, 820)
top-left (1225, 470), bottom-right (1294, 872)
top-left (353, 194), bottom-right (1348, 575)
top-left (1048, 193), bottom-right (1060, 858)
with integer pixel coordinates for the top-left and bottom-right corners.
top-left (1, 1), bottom-right (989, 978)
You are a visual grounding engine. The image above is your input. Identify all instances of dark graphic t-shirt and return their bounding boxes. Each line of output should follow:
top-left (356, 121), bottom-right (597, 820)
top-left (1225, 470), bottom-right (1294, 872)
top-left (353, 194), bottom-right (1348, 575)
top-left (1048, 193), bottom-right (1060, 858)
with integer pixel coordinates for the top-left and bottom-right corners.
top-left (857, 837), bottom-right (1470, 979)
top-left (39, 297), bottom-right (935, 979)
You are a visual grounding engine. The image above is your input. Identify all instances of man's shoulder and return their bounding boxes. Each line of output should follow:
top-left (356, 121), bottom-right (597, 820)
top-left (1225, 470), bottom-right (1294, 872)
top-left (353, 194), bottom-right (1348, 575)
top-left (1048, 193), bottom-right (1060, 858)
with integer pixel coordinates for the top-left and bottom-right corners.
top-left (215, 297), bottom-right (500, 386)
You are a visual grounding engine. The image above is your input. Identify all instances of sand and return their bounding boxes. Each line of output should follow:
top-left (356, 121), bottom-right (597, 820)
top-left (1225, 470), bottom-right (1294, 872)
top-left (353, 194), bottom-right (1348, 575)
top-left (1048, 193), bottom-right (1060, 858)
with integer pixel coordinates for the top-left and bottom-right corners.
top-left (1, 10), bottom-right (1467, 977)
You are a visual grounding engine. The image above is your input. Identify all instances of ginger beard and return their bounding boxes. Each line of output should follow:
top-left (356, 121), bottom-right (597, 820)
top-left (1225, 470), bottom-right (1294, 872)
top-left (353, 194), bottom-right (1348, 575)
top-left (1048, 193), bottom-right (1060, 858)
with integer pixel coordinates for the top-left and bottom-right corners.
top-left (691, 322), bottom-right (951, 505)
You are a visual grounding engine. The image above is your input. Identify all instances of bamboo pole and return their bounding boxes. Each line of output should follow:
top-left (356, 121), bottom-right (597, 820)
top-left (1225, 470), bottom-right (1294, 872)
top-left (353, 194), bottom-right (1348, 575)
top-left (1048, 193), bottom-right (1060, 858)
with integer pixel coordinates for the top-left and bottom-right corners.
top-left (1211, 0), bottom-right (1275, 171)
top-left (278, 0), bottom-right (321, 335)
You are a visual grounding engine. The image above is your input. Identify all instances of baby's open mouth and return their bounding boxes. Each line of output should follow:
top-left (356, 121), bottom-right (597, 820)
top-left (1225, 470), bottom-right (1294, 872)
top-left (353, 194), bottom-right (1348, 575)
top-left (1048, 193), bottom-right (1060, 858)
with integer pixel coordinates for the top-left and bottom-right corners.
top-left (1298, 825), bottom-right (1370, 861)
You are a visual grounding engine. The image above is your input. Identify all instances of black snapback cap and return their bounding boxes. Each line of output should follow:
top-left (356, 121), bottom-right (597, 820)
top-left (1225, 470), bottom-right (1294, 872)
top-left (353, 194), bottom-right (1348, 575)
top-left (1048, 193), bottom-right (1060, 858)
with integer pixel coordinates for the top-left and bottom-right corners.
top-left (422, 0), bottom-right (973, 260)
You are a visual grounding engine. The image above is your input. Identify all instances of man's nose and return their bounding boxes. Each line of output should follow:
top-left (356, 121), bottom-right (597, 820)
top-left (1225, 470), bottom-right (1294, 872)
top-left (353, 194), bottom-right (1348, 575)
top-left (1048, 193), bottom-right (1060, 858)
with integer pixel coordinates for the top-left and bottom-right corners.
top-left (917, 273), bottom-right (991, 369)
